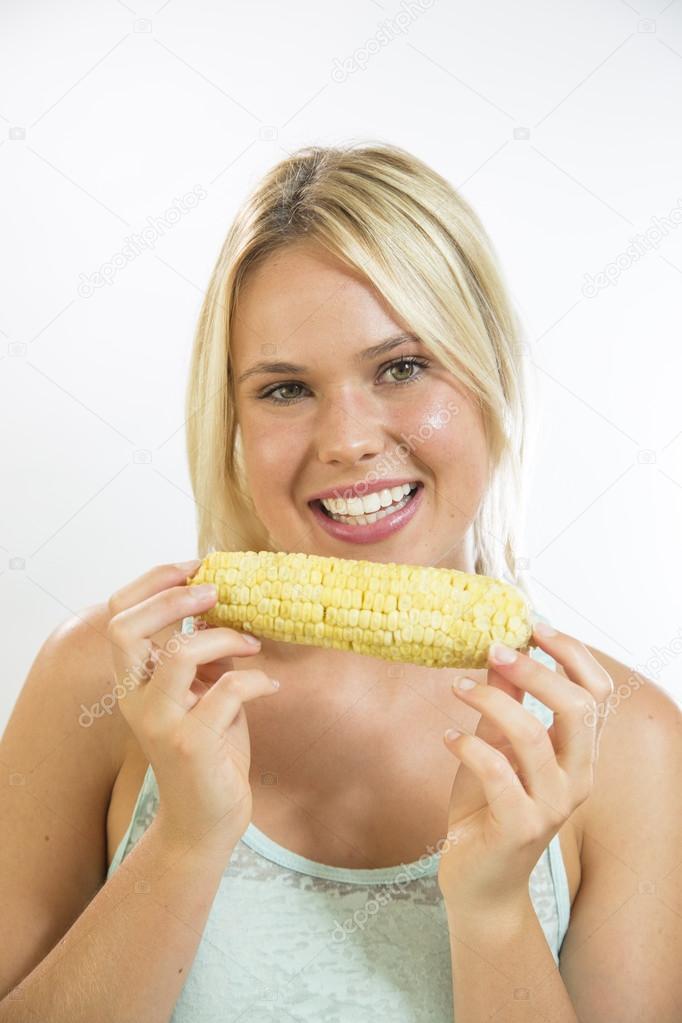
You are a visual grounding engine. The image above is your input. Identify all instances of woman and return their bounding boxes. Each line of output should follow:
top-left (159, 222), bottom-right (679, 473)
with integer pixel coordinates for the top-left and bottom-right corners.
top-left (2, 143), bottom-right (680, 1022)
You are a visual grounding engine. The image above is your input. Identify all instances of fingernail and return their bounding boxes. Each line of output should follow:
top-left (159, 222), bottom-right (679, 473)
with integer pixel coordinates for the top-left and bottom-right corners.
top-left (191, 584), bottom-right (217, 600)
top-left (534, 621), bottom-right (557, 638)
top-left (175, 559), bottom-right (202, 573)
top-left (270, 678), bottom-right (280, 689)
top-left (242, 633), bottom-right (261, 646)
top-left (489, 642), bottom-right (517, 664)
top-left (444, 728), bottom-right (462, 741)
top-left (455, 677), bottom-right (477, 691)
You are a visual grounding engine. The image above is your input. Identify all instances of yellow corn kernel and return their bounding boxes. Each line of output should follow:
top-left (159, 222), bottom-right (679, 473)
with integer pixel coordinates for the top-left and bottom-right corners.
top-left (187, 550), bottom-right (533, 670)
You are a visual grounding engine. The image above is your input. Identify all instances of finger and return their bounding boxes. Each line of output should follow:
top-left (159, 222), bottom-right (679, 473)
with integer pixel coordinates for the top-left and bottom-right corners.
top-left (452, 678), bottom-right (562, 808)
top-left (195, 652), bottom-right (248, 686)
top-left (453, 672), bottom-right (523, 750)
top-left (113, 584), bottom-right (222, 652)
top-left (147, 612), bottom-right (210, 661)
top-left (186, 675), bottom-right (213, 710)
top-left (142, 628), bottom-right (266, 729)
top-left (487, 635), bottom-right (605, 777)
top-left (190, 669), bottom-right (280, 734)
top-left (108, 560), bottom-right (203, 617)
top-left (190, 616), bottom-right (259, 686)
top-left (106, 562), bottom-right (210, 669)
top-left (108, 585), bottom-right (222, 687)
top-left (444, 731), bottom-right (531, 831)
top-left (529, 623), bottom-right (614, 747)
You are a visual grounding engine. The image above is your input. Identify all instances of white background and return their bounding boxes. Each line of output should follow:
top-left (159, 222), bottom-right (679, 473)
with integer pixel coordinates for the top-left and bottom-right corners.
top-left (1, 0), bottom-right (681, 733)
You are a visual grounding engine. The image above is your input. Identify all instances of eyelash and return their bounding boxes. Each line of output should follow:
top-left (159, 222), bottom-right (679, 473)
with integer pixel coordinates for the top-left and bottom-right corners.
top-left (257, 356), bottom-right (431, 406)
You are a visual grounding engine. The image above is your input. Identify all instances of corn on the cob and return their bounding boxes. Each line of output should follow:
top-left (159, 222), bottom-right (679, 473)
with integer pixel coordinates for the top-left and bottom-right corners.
top-left (186, 550), bottom-right (532, 670)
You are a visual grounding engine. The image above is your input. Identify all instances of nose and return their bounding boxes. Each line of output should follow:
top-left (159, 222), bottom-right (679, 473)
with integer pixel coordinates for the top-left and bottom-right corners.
top-left (314, 391), bottom-right (387, 465)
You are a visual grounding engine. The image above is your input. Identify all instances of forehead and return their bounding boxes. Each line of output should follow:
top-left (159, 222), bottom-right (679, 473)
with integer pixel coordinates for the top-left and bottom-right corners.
top-left (231, 242), bottom-right (406, 356)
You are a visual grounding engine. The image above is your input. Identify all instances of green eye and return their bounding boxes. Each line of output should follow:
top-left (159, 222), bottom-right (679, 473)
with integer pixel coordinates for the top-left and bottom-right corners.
top-left (258, 355), bottom-right (430, 405)
top-left (387, 358), bottom-right (423, 382)
top-left (267, 383), bottom-right (303, 403)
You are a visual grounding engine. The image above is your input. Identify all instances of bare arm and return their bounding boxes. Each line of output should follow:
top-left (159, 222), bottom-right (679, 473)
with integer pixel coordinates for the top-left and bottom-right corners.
top-left (1, 815), bottom-right (235, 1023)
top-left (1, 566), bottom-right (276, 1023)
top-left (444, 660), bottom-right (682, 1021)
top-left (0, 602), bottom-right (231, 1023)
top-left (558, 662), bottom-right (682, 1020)
top-left (446, 893), bottom-right (579, 1021)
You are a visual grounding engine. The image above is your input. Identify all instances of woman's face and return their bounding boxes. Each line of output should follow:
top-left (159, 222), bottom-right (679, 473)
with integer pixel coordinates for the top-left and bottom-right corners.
top-left (231, 242), bottom-right (489, 571)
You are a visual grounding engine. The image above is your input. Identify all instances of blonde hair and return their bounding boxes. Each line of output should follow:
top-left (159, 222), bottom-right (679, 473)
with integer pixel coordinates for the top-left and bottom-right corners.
top-left (185, 141), bottom-right (535, 601)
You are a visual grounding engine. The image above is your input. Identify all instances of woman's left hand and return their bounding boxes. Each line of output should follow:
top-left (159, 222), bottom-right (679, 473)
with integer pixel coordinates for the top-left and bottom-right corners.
top-left (437, 621), bottom-right (614, 913)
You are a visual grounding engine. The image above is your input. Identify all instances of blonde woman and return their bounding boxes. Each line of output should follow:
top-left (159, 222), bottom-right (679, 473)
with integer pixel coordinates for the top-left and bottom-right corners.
top-left (2, 143), bottom-right (680, 1022)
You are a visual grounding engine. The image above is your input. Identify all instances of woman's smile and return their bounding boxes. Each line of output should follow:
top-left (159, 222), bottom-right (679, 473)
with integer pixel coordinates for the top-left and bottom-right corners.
top-left (308, 481), bottom-right (424, 544)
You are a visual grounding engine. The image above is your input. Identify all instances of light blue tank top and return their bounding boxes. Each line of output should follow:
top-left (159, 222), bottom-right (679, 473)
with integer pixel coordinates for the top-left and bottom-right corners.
top-left (107, 612), bottom-right (571, 1021)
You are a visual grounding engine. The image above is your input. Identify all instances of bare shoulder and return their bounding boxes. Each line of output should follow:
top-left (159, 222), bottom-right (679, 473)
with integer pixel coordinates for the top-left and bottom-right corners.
top-left (559, 642), bottom-right (681, 857)
top-left (2, 600), bottom-right (125, 774)
top-left (0, 601), bottom-right (131, 993)
top-left (583, 643), bottom-right (679, 787)
top-left (39, 601), bottom-right (131, 772)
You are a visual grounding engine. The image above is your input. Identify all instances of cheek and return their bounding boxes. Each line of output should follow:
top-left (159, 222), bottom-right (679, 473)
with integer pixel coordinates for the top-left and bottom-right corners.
top-left (240, 419), bottom-right (302, 498)
top-left (407, 390), bottom-right (488, 487)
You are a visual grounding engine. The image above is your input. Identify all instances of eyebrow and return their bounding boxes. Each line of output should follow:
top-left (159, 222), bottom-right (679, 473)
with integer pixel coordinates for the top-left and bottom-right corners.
top-left (236, 333), bottom-right (421, 385)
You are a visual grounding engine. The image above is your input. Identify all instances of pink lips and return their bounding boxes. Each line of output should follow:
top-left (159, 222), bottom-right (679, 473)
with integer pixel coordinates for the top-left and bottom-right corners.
top-left (309, 484), bottom-right (423, 544)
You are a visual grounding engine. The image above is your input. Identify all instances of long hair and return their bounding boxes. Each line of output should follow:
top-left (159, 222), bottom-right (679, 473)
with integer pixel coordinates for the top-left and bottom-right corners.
top-left (185, 141), bottom-right (536, 601)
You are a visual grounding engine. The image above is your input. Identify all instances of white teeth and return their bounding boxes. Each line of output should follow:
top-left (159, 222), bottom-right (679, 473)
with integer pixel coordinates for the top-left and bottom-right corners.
top-left (321, 482), bottom-right (416, 516)
top-left (321, 484), bottom-right (418, 525)
top-left (362, 492), bottom-right (382, 514)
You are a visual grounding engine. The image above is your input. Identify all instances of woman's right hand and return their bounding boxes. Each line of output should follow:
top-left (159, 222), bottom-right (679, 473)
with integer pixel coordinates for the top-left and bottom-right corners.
top-left (106, 559), bottom-right (280, 853)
